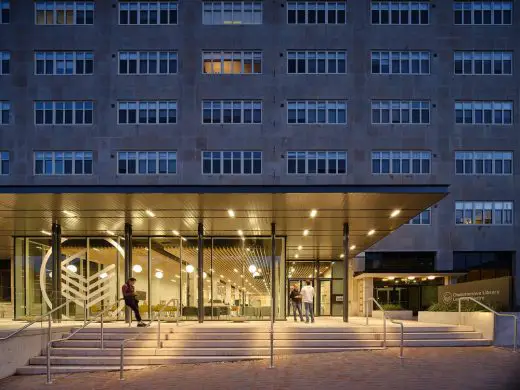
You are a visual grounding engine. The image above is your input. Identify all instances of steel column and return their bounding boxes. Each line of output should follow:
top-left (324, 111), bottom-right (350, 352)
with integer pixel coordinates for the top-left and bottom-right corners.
top-left (51, 223), bottom-right (61, 321)
top-left (124, 223), bottom-right (132, 323)
top-left (271, 223), bottom-right (276, 322)
top-left (343, 223), bottom-right (349, 322)
top-left (198, 222), bottom-right (204, 323)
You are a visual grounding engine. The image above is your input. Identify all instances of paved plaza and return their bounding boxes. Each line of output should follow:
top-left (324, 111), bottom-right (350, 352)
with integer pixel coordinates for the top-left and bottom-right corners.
top-left (1, 347), bottom-right (519, 390)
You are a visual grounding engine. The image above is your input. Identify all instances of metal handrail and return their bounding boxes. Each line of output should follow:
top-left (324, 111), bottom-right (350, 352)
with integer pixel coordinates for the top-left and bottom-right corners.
top-left (156, 298), bottom-right (180, 348)
top-left (46, 301), bottom-right (126, 384)
top-left (365, 298), bottom-right (404, 358)
top-left (120, 298), bottom-right (178, 380)
top-left (457, 297), bottom-right (518, 352)
top-left (0, 300), bottom-right (71, 343)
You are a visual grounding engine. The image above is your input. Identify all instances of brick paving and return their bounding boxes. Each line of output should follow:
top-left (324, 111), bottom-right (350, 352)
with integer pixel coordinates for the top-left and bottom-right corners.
top-left (1, 348), bottom-right (520, 390)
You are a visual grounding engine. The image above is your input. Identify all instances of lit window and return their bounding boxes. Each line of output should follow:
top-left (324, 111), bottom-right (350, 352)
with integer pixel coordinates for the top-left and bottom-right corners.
top-left (203, 1), bottom-right (262, 24)
top-left (118, 101), bottom-right (177, 124)
top-left (372, 100), bottom-right (430, 124)
top-left (118, 151), bottom-right (177, 175)
top-left (34, 151), bottom-right (93, 175)
top-left (35, 1), bottom-right (95, 25)
top-left (119, 1), bottom-right (178, 25)
top-left (455, 101), bottom-right (513, 124)
top-left (202, 151), bottom-right (262, 175)
top-left (455, 201), bottom-right (513, 225)
top-left (35, 52), bottom-right (94, 75)
top-left (287, 151), bottom-right (347, 175)
top-left (371, 151), bottom-right (432, 175)
top-left (202, 51), bottom-right (262, 74)
top-left (287, 100), bottom-right (347, 124)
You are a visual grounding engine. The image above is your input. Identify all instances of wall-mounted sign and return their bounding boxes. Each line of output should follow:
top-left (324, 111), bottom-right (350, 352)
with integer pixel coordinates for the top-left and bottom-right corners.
top-left (333, 295), bottom-right (344, 303)
top-left (438, 276), bottom-right (512, 310)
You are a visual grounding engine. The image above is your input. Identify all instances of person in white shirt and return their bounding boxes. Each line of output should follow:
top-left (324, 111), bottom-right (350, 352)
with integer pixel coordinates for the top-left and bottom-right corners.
top-left (300, 280), bottom-right (315, 324)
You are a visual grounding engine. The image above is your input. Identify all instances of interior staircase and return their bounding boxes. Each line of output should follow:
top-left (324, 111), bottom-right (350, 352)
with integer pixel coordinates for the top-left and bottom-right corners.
top-left (17, 322), bottom-right (492, 375)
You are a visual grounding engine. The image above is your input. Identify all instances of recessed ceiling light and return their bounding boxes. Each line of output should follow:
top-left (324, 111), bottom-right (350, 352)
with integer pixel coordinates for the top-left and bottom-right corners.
top-left (407, 276), bottom-right (416, 280)
top-left (303, 229), bottom-right (309, 236)
top-left (294, 254), bottom-right (299, 259)
top-left (340, 254), bottom-right (345, 259)
top-left (390, 209), bottom-right (401, 218)
top-left (228, 209), bottom-right (235, 218)
top-left (172, 230), bottom-right (180, 236)
top-left (427, 275), bottom-right (436, 280)
top-left (246, 247), bottom-right (251, 252)
top-left (238, 230), bottom-right (243, 236)
top-left (234, 268), bottom-right (238, 273)
top-left (132, 264), bottom-right (143, 273)
top-left (220, 275), bottom-right (224, 278)
top-left (310, 209), bottom-right (318, 218)
top-left (367, 229), bottom-right (375, 236)
top-left (297, 245), bottom-right (302, 251)
top-left (181, 237), bottom-right (187, 242)
top-left (388, 276), bottom-right (395, 280)
top-left (41, 230), bottom-right (51, 236)
top-left (350, 245), bottom-right (356, 251)
top-left (106, 230), bottom-right (115, 236)
top-left (63, 210), bottom-right (75, 217)
top-left (145, 210), bottom-right (156, 217)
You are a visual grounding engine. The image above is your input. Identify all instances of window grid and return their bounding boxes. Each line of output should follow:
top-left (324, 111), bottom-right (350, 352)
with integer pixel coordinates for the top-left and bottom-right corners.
top-left (0, 102), bottom-right (10, 124)
top-left (0, 52), bottom-right (9, 75)
top-left (371, 51), bottom-right (430, 74)
top-left (455, 151), bottom-right (513, 175)
top-left (203, 1), bottom-right (262, 25)
top-left (34, 151), bottom-right (93, 175)
top-left (0, 0), bottom-right (9, 24)
top-left (117, 151), bottom-right (177, 175)
top-left (118, 101), bottom-right (177, 124)
top-left (287, 51), bottom-right (347, 74)
top-left (372, 100), bottom-right (430, 124)
top-left (287, 151), bottom-right (347, 175)
top-left (371, 1), bottom-right (430, 25)
top-left (202, 51), bottom-right (262, 74)
top-left (35, 1), bottom-right (95, 25)
top-left (119, 1), bottom-right (178, 24)
top-left (287, 100), bottom-right (347, 124)
top-left (455, 201), bottom-right (513, 225)
top-left (407, 208), bottom-right (431, 225)
top-left (202, 151), bottom-right (262, 175)
top-left (118, 51), bottom-right (178, 75)
top-left (454, 1), bottom-right (513, 25)
top-left (0, 151), bottom-right (8, 175)
top-left (202, 100), bottom-right (262, 124)
top-left (454, 51), bottom-right (513, 75)
top-left (371, 151), bottom-right (432, 175)
top-left (34, 101), bottom-right (93, 125)
top-left (287, 1), bottom-right (347, 24)
top-left (35, 51), bottom-right (94, 75)
top-left (455, 101), bottom-right (513, 124)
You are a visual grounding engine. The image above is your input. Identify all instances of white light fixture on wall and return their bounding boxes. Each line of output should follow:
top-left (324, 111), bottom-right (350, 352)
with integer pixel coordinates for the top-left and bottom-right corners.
top-left (132, 264), bottom-right (143, 273)
top-left (186, 264), bottom-right (195, 273)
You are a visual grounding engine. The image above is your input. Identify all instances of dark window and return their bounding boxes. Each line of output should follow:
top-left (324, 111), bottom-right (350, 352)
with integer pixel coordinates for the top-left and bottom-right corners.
top-left (365, 252), bottom-right (436, 272)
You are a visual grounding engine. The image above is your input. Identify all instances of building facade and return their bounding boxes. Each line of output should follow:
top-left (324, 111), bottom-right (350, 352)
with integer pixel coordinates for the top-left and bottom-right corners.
top-left (0, 1), bottom-right (518, 318)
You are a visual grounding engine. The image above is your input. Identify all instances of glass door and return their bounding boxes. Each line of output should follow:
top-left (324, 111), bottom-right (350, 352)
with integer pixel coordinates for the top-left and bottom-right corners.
top-left (319, 280), bottom-right (331, 315)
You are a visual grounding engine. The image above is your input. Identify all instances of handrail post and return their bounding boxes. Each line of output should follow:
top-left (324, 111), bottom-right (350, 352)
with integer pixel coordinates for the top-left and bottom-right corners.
top-left (269, 295), bottom-right (274, 369)
top-left (399, 323), bottom-right (404, 358)
top-left (157, 312), bottom-right (161, 348)
top-left (513, 316), bottom-right (517, 353)
top-left (365, 300), bottom-right (369, 326)
top-left (383, 315), bottom-right (387, 349)
top-left (46, 342), bottom-right (52, 385)
top-left (48, 314), bottom-right (52, 347)
top-left (100, 313), bottom-right (104, 350)
top-left (84, 299), bottom-right (88, 327)
top-left (458, 298), bottom-right (462, 325)
top-left (120, 344), bottom-right (124, 381)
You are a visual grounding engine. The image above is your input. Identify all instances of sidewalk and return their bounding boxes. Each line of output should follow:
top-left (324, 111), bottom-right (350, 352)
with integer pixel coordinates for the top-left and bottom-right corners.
top-left (1, 347), bottom-right (519, 390)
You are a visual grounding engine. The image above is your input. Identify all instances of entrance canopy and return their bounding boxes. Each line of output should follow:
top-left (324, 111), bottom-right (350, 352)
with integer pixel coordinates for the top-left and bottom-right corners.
top-left (0, 184), bottom-right (449, 260)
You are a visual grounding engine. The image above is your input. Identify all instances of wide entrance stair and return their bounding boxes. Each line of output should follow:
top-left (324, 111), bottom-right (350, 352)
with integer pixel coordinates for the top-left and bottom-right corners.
top-left (17, 321), bottom-right (492, 375)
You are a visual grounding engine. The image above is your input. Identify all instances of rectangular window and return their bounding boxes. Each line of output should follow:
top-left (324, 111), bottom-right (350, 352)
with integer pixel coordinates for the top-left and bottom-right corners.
top-left (287, 1), bottom-right (347, 24)
top-left (455, 101), bottom-right (513, 124)
top-left (203, 1), bottom-right (262, 24)
top-left (118, 101), bottom-right (177, 124)
top-left (202, 100), bottom-right (262, 124)
top-left (371, 1), bottom-right (430, 25)
top-left (34, 101), bottom-right (93, 125)
top-left (371, 151), bottom-right (432, 175)
top-left (202, 51), bottom-right (262, 74)
top-left (202, 151), bottom-right (262, 175)
top-left (35, 51), bottom-right (94, 75)
top-left (34, 151), bottom-right (93, 175)
top-left (371, 100), bottom-right (430, 124)
top-left (455, 151), bottom-right (513, 175)
top-left (455, 201), bottom-right (513, 225)
top-left (35, 1), bottom-right (95, 25)
top-left (0, 102), bottom-right (11, 124)
top-left (117, 151), bottom-right (177, 175)
top-left (454, 1), bottom-right (513, 25)
top-left (0, 151), bottom-right (9, 175)
top-left (0, 52), bottom-right (9, 75)
top-left (454, 51), bottom-right (513, 75)
top-left (287, 51), bottom-right (347, 74)
top-left (0, 0), bottom-right (10, 24)
top-left (287, 100), bottom-right (347, 124)
top-left (287, 151), bottom-right (347, 175)
top-left (118, 51), bottom-right (178, 75)
top-left (406, 208), bottom-right (431, 225)
top-left (371, 51), bottom-right (430, 74)
top-left (118, 1), bottom-right (178, 25)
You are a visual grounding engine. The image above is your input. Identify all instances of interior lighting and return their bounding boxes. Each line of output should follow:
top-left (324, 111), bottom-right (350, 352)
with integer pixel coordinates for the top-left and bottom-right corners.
top-left (248, 265), bottom-right (257, 273)
top-left (367, 229), bottom-right (375, 236)
top-left (407, 276), bottom-right (416, 280)
top-left (298, 245), bottom-right (303, 250)
top-left (310, 209), bottom-right (318, 218)
top-left (155, 271), bottom-right (164, 279)
top-left (63, 210), bottom-right (75, 217)
top-left (186, 264), bottom-right (195, 273)
top-left (350, 245), bottom-right (356, 250)
top-left (66, 264), bottom-right (78, 273)
top-left (294, 254), bottom-right (299, 259)
top-left (106, 230), bottom-right (115, 236)
top-left (387, 276), bottom-right (395, 280)
top-left (145, 210), bottom-right (156, 217)
top-left (172, 230), bottom-right (180, 236)
top-left (203, 272), bottom-right (207, 279)
top-left (390, 209), bottom-right (401, 218)
top-left (427, 275), bottom-right (436, 280)
top-left (41, 230), bottom-right (51, 236)
top-left (303, 229), bottom-right (309, 236)
top-left (228, 209), bottom-right (235, 218)
top-left (237, 230), bottom-right (243, 236)
top-left (99, 273), bottom-right (108, 279)
top-left (340, 254), bottom-right (345, 259)
top-left (132, 264), bottom-right (143, 273)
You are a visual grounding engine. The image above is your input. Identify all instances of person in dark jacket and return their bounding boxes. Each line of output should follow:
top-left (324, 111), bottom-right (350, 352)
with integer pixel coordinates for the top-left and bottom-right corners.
top-left (122, 278), bottom-right (146, 327)
top-left (289, 284), bottom-right (304, 322)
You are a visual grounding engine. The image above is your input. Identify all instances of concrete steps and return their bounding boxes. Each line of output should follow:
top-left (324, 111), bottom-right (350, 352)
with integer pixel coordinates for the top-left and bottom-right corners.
top-left (16, 323), bottom-right (492, 375)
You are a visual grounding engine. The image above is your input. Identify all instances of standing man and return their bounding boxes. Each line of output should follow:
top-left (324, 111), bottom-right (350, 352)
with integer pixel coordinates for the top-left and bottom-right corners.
top-left (122, 277), bottom-right (147, 327)
top-left (289, 284), bottom-right (304, 322)
top-left (300, 280), bottom-right (315, 324)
